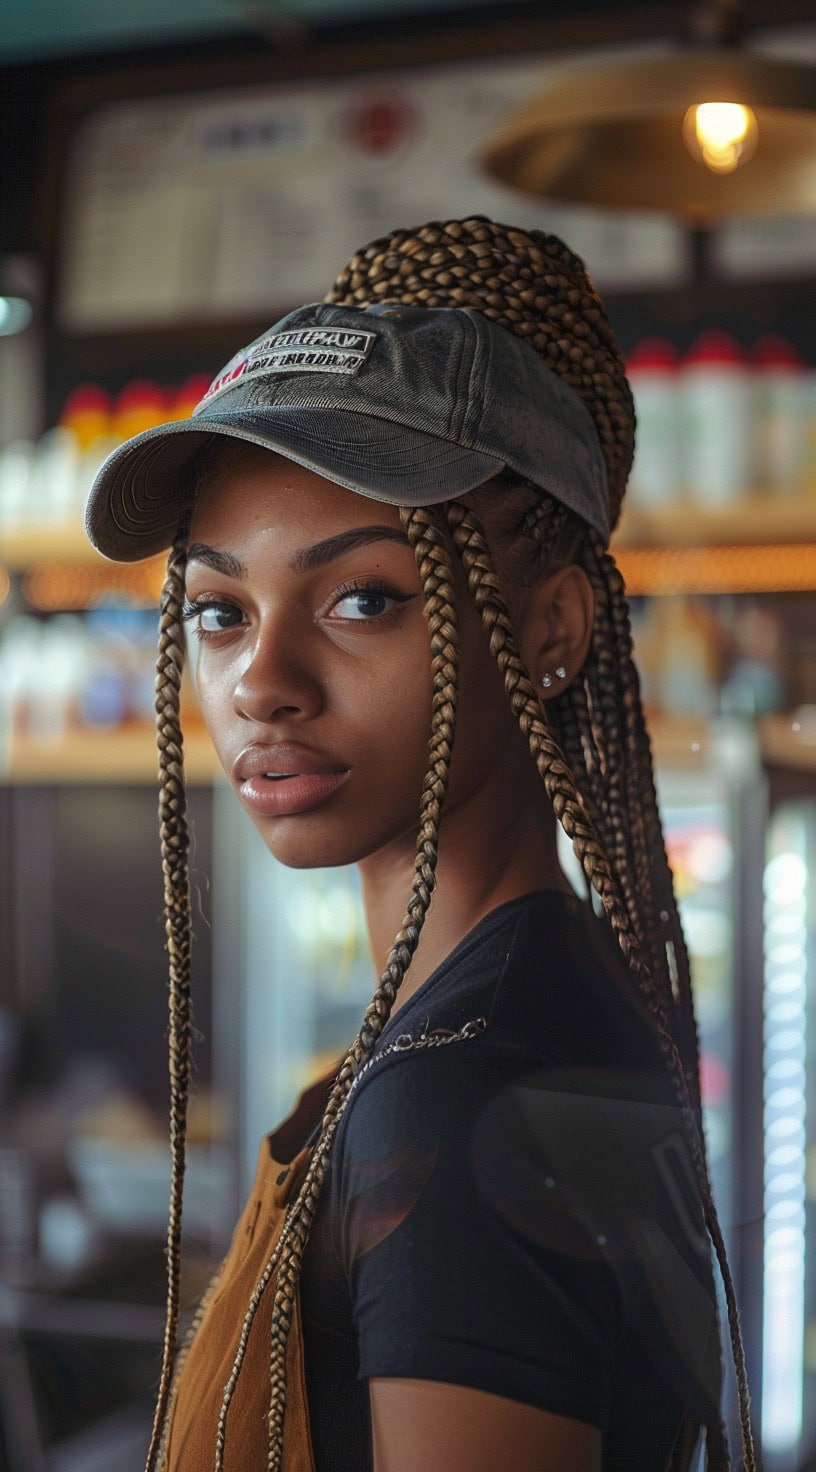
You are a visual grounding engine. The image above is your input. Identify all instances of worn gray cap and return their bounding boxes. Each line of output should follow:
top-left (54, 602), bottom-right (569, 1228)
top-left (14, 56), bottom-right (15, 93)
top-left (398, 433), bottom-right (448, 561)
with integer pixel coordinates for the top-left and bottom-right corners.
top-left (85, 300), bottom-right (610, 561)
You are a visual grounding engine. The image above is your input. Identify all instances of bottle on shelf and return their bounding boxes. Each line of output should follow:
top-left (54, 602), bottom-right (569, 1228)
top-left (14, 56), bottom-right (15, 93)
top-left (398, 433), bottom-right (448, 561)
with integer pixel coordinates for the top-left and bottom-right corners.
top-left (112, 381), bottom-right (168, 442)
top-left (0, 440), bottom-right (35, 532)
top-left (60, 384), bottom-right (111, 452)
top-left (59, 384), bottom-right (117, 529)
top-left (625, 338), bottom-right (683, 509)
top-left (26, 426), bottom-right (83, 528)
top-left (653, 596), bottom-right (723, 719)
top-left (171, 375), bottom-right (212, 420)
top-left (752, 335), bottom-right (809, 493)
top-left (681, 331), bottom-right (753, 506)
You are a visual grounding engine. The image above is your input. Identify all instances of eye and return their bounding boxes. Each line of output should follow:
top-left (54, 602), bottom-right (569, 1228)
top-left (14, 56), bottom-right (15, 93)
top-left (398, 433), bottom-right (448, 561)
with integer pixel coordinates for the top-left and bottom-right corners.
top-left (328, 580), bottom-right (416, 623)
top-left (181, 597), bottom-right (244, 641)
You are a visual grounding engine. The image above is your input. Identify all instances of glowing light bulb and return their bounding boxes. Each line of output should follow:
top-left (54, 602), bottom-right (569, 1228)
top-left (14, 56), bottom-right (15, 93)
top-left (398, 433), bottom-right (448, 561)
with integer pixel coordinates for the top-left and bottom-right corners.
top-left (682, 101), bottom-right (758, 174)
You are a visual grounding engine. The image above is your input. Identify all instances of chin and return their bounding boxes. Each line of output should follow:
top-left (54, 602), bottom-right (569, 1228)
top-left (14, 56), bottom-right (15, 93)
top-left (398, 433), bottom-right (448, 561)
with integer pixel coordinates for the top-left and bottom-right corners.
top-left (248, 807), bottom-right (422, 873)
top-left (248, 818), bottom-right (377, 872)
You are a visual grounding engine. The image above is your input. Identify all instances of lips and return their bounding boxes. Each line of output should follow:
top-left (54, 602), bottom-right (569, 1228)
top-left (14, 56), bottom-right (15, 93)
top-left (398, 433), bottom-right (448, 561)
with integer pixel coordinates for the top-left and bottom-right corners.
top-left (233, 743), bottom-right (351, 817)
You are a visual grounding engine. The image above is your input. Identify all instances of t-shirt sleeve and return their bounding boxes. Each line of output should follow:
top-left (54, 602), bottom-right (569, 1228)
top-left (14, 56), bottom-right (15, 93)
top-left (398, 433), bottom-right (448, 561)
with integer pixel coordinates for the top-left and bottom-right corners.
top-left (328, 1045), bottom-right (628, 1430)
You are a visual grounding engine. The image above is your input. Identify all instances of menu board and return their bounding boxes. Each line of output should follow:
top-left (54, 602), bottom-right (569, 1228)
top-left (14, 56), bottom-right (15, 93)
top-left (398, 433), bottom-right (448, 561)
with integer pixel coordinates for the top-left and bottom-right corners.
top-left (712, 214), bottom-right (816, 279)
top-left (56, 54), bottom-right (690, 331)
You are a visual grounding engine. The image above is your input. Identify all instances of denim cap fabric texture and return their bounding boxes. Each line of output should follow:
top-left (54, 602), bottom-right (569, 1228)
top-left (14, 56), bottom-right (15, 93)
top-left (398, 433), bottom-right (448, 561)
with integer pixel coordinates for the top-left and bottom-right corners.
top-left (85, 301), bottom-right (610, 563)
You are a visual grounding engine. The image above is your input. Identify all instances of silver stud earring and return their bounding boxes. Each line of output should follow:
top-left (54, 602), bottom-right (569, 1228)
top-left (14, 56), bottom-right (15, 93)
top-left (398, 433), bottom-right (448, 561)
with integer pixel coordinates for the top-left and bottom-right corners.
top-left (540, 673), bottom-right (553, 688)
top-left (555, 666), bottom-right (567, 680)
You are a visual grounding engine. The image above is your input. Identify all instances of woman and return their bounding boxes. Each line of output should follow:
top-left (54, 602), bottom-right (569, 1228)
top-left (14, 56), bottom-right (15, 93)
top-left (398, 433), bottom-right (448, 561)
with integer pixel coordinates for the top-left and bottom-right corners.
top-left (86, 217), bottom-right (754, 1472)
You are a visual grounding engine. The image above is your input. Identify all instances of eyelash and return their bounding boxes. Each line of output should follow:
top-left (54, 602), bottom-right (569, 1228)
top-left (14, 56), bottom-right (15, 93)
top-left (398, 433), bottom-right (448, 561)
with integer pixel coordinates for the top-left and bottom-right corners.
top-left (180, 579), bottom-right (416, 644)
top-left (180, 597), bottom-right (238, 643)
top-left (330, 578), bottom-right (417, 623)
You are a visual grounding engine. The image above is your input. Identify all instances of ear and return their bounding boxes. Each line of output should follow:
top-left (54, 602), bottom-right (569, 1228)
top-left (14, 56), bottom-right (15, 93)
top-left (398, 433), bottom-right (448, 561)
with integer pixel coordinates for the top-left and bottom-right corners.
top-left (517, 564), bottom-right (595, 701)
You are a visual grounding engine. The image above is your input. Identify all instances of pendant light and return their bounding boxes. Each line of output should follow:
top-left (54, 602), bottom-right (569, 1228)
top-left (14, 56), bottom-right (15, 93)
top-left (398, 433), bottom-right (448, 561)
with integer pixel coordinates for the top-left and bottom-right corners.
top-left (480, 50), bottom-right (816, 219)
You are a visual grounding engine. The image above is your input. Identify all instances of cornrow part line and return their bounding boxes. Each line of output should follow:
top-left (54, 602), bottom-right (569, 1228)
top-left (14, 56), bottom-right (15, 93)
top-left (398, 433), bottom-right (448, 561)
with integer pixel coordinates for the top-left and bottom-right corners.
top-left (145, 519), bottom-right (194, 1472)
top-left (445, 495), bottom-right (756, 1471)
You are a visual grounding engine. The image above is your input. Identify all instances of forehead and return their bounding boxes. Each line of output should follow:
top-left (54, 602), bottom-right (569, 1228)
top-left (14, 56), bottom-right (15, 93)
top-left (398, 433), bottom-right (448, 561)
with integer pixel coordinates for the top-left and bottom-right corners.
top-left (188, 445), bottom-right (404, 540)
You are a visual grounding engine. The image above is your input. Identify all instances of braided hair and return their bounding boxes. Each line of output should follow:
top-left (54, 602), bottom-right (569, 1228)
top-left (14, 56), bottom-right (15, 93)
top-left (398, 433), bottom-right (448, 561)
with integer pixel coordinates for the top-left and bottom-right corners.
top-left (147, 217), bottom-right (755, 1472)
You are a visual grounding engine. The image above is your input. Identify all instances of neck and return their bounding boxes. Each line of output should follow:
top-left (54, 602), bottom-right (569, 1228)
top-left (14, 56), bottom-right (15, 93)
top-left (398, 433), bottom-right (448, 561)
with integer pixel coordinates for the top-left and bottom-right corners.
top-left (357, 740), bottom-right (568, 1024)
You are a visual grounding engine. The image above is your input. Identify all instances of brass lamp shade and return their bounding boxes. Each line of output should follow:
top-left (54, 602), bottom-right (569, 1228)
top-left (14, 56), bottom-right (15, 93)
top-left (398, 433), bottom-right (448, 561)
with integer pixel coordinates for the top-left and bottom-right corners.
top-left (480, 53), bottom-right (816, 219)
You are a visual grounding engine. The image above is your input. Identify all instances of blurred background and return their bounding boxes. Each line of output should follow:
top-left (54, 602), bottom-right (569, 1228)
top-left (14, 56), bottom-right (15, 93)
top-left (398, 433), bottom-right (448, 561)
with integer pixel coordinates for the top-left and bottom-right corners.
top-left (2, 0), bottom-right (816, 1467)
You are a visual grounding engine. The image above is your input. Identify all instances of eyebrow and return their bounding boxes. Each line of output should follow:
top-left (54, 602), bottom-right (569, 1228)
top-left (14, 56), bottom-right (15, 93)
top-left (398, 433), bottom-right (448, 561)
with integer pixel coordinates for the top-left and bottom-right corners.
top-left (291, 525), bottom-right (410, 572)
top-left (185, 525), bottom-right (411, 581)
top-left (185, 543), bottom-right (248, 580)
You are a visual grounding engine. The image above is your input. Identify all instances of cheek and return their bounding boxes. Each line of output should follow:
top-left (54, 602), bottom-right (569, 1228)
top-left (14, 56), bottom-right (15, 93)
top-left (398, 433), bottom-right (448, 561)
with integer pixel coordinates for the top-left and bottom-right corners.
top-left (189, 648), bottom-right (238, 747)
top-left (346, 651), bottom-right (434, 783)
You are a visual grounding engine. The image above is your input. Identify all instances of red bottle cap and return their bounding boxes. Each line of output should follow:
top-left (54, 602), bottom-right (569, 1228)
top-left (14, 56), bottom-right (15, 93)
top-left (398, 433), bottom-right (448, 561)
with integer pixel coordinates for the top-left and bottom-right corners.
top-left (752, 335), bottom-right (805, 371)
top-left (59, 384), bottom-right (113, 448)
top-left (626, 337), bottom-right (679, 372)
top-left (114, 380), bottom-right (169, 437)
top-left (60, 384), bottom-right (112, 421)
top-left (171, 374), bottom-right (213, 418)
top-left (684, 331), bottom-right (746, 367)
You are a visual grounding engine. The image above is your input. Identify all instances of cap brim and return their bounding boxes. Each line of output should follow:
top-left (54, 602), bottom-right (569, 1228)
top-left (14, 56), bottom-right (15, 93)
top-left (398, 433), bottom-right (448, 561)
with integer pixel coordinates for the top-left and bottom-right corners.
top-left (85, 408), bottom-right (505, 562)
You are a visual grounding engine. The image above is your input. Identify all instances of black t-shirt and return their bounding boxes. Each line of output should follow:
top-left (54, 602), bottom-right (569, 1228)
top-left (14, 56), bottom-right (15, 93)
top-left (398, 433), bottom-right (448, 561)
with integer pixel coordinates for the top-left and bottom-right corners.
top-left (300, 889), bottom-right (723, 1470)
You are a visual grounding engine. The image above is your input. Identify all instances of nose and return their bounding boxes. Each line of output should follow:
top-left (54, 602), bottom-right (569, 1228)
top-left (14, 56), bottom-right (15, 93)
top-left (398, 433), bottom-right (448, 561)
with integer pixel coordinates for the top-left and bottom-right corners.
top-left (232, 619), bottom-right (323, 725)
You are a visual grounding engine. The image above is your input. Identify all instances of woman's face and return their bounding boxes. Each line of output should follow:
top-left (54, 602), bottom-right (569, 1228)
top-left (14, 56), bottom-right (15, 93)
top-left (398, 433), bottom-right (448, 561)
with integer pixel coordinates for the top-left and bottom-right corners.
top-left (184, 450), bottom-right (523, 871)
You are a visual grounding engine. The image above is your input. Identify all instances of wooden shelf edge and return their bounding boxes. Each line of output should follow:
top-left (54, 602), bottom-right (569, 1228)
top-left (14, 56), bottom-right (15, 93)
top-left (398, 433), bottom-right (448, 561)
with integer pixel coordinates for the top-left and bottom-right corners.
top-left (2, 716), bottom-right (720, 783)
top-left (1, 527), bottom-right (166, 574)
top-left (3, 725), bottom-right (220, 785)
top-left (615, 491), bottom-right (816, 550)
top-left (759, 714), bottom-right (816, 774)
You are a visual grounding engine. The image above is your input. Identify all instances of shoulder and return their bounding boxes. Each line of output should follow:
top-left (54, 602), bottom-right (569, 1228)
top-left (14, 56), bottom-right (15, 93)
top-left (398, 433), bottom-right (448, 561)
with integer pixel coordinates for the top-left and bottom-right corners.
top-left (353, 889), bottom-right (678, 1099)
top-left (330, 991), bottom-right (717, 1340)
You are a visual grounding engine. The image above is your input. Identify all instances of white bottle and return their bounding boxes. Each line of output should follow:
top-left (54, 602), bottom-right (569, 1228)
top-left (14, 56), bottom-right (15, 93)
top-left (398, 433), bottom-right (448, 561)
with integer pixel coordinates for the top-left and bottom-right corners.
top-left (27, 426), bottom-right (81, 529)
top-left (752, 335), bottom-right (808, 492)
top-left (681, 331), bottom-right (752, 506)
top-left (0, 440), bottom-right (34, 532)
top-left (28, 617), bottom-right (89, 740)
top-left (625, 338), bottom-right (682, 508)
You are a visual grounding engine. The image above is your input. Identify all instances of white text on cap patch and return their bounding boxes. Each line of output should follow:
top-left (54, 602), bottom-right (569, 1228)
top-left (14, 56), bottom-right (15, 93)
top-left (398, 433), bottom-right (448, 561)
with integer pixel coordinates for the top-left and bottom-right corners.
top-left (197, 327), bottom-right (378, 410)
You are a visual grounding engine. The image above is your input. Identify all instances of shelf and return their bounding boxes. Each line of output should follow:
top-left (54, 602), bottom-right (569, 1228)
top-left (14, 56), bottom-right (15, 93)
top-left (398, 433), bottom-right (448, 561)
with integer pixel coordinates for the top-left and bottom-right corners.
top-left (4, 724), bottom-right (220, 785)
top-left (1, 527), bottom-right (113, 570)
top-left (2, 715), bottom-right (715, 784)
top-left (4, 494), bottom-right (816, 603)
top-left (759, 714), bottom-right (816, 774)
top-left (647, 716), bottom-right (711, 769)
top-left (614, 492), bottom-right (816, 550)
top-left (614, 541), bottom-right (816, 596)
top-left (6, 713), bottom-right (802, 783)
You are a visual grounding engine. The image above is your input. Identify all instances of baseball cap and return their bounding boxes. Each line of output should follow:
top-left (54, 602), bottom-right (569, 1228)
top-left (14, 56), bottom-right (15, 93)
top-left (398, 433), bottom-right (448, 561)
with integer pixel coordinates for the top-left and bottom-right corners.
top-left (85, 300), bottom-right (610, 562)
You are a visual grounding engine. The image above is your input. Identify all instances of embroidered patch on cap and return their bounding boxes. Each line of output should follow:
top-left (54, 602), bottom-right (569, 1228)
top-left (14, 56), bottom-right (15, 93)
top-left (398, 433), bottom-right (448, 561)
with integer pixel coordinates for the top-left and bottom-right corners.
top-left (196, 326), bottom-right (378, 411)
